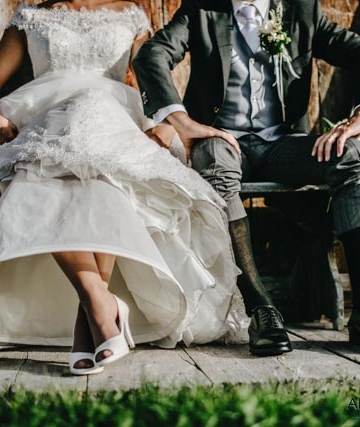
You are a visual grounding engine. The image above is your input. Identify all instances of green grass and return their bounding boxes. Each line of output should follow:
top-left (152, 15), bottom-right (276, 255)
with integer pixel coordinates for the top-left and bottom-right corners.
top-left (1, 381), bottom-right (360, 427)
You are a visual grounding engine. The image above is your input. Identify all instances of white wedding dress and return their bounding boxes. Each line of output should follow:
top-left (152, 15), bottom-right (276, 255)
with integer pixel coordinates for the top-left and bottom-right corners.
top-left (0, 4), bottom-right (248, 348)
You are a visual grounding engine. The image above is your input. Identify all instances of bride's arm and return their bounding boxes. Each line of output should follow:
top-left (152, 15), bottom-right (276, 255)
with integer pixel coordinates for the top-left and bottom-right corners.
top-left (0, 27), bottom-right (27, 89)
top-left (0, 27), bottom-right (26, 144)
top-left (0, 114), bottom-right (18, 145)
top-left (130, 32), bottom-right (176, 148)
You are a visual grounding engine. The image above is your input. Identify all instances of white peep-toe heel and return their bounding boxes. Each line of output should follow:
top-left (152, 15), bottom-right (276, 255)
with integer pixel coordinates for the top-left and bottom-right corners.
top-left (94, 295), bottom-right (135, 368)
top-left (69, 352), bottom-right (104, 375)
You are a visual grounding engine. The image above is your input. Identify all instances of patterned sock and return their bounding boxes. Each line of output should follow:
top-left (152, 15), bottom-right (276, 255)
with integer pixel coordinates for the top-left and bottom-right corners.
top-left (229, 217), bottom-right (273, 316)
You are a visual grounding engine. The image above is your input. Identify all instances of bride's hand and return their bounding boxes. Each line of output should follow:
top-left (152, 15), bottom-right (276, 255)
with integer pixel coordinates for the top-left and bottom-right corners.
top-left (145, 124), bottom-right (176, 148)
top-left (0, 114), bottom-right (18, 145)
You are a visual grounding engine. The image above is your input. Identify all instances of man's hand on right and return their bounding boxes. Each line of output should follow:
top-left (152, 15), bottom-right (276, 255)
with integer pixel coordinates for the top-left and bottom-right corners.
top-left (166, 111), bottom-right (240, 162)
top-left (0, 114), bottom-right (18, 145)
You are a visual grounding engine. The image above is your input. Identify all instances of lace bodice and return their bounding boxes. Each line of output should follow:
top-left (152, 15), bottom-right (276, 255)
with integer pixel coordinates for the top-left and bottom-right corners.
top-left (9, 5), bottom-right (150, 80)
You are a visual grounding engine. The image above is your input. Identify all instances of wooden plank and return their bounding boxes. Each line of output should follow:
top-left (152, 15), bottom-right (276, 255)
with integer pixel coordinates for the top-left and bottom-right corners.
top-left (288, 326), bottom-right (360, 365)
top-left (0, 346), bottom-right (27, 392)
top-left (279, 331), bottom-right (360, 381)
top-left (1, 337), bottom-right (360, 390)
top-left (288, 325), bottom-right (348, 341)
top-left (13, 347), bottom-right (87, 392)
top-left (185, 344), bottom-right (294, 384)
top-left (186, 333), bottom-right (360, 384)
top-left (88, 344), bottom-right (211, 391)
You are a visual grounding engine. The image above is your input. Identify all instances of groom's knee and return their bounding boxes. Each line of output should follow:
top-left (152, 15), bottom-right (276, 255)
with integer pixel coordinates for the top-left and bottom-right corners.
top-left (191, 137), bottom-right (245, 220)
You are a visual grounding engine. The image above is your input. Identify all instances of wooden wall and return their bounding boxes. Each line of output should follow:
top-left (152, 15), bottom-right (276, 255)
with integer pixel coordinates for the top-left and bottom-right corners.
top-left (2, 0), bottom-right (360, 130)
top-left (311, 1), bottom-right (360, 132)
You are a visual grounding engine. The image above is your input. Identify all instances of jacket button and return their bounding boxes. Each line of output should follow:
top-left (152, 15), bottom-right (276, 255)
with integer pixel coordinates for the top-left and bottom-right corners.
top-left (141, 91), bottom-right (148, 104)
top-left (213, 106), bottom-right (220, 114)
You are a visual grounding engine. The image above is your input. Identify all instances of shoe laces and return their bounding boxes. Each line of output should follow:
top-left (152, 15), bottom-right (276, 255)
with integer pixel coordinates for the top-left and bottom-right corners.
top-left (256, 306), bottom-right (284, 328)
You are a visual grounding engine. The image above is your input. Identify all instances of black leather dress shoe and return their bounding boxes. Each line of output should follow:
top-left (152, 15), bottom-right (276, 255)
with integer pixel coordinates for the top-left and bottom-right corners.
top-left (348, 310), bottom-right (360, 344)
top-left (248, 305), bottom-right (292, 356)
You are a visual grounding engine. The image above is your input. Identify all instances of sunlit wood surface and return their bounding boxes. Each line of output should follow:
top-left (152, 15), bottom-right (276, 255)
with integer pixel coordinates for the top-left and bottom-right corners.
top-left (1, 325), bottom-right (360, 391)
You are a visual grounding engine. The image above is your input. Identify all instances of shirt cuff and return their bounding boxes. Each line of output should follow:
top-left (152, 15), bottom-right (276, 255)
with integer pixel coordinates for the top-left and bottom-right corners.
top-left (351, 104), bottom-right (360, 116)
top-left (153, 104), bottom-right (187, 124)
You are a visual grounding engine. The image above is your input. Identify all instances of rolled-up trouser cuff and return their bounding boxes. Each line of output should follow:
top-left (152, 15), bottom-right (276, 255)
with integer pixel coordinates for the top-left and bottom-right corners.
top-left (191, 137), bottom-right (245, 222)
top-left (225, 195), bottom-right (247, 222)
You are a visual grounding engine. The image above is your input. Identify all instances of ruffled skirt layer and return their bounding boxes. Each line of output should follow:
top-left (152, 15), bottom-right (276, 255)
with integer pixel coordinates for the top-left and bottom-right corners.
top-left (0, 71), bottom-right (247, 347)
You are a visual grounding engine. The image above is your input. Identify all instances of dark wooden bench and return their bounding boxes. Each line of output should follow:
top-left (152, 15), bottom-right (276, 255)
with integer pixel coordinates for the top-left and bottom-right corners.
top-left (240, 182), bottom-right (344, 330)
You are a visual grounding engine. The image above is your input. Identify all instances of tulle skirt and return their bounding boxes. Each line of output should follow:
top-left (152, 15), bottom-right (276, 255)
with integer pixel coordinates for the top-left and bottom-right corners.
top-left (0, 71), bottom-right (248, 347)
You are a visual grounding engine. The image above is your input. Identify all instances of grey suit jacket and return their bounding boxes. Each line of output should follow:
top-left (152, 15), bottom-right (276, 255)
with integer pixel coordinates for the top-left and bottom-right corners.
top-left (133, 0), bottom-right (360, 133)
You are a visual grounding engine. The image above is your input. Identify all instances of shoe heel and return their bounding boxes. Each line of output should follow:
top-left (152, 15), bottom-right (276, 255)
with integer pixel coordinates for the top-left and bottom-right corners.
top-left (123, 318), bottom-right (135, 349)
top-left (115, 296), bottom-right (135, 348)
top-left (94, 294), bottom-right (135, 367)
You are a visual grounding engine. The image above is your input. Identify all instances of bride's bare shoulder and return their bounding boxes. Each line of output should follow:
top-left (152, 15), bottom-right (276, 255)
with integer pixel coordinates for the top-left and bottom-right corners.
top-left (34, 0), bottom-right (138, 11)
top-left (35, 0), bottom-right (65, 9)
top-left (109, 1), bottom-right (139, 12)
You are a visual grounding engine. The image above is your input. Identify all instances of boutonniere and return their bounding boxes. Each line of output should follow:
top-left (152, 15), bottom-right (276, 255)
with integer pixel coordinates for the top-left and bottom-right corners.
top-left (259, 2), bottom-right (299, 121)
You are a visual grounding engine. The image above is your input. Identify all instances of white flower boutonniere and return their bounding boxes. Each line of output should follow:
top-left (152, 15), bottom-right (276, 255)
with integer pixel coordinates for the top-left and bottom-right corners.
top-left (259, 2), bottom-right (299, 121)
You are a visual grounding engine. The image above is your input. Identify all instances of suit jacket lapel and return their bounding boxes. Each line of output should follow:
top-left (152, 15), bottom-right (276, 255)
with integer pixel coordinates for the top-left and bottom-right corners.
top-left (210, 0), bottom-right (297, 103)
top-left (281, 0), bottom-right (296, 60)
top-left (269, 0), bottom-right (296, 59)
top-left (269, 0), bottom-right (292, 24)
top-left (211, 1), bottom-right (233, 97)
top-left (268, 0), bottom-right (297, 87)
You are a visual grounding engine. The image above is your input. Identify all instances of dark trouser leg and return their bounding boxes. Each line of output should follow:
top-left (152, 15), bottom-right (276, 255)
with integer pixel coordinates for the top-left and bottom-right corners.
top-left (256, 135), bottom-right (360, 340)
top-left (254, 135), bottom-right (360, 234)
top-left (340, 227), bottom-right (360, 313)
top-left (192, 137), bottom-right (291, 355)
top-left (339, 227), bottom-right (360, 343)
top-left (325, 139), bottom-right (360, 341)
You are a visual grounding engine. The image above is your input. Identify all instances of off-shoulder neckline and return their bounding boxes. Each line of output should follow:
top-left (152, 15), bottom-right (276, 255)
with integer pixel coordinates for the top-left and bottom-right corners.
top-left (19, 3), bottom-right (140, 15)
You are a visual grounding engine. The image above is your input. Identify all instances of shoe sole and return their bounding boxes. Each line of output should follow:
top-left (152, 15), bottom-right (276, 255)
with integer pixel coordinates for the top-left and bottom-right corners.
top-left (70, 366), bottom-right (104, 375)
top-left (249, 344), bottom-right (292, 356)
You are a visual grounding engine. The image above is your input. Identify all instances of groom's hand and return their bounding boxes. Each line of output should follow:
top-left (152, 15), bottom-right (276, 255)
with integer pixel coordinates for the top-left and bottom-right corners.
top-left (0, 114), bottom-right (18, 145)
top-left (312, 108), bottom-right (360, 162)
top-left (166, 112), bottom-right (240, 162)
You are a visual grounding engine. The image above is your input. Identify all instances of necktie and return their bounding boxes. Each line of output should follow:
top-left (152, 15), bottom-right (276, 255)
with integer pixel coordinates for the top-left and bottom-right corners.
top-left (240, 4), bottom-right (261, 53)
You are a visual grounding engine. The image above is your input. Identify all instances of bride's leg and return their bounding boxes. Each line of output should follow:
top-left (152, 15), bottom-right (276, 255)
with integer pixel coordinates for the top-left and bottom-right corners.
top-left (94, 252), bottom-right (116, 287)
top-left (93, 253), bottom-right (118, 362)
top-left (53, 251), bottom-right (120, 362)
top-left (72, 304), bottom-right (94, 360)
top-left (72, 254), bottom-right (116, 347)
top-left (68, 253), bottom-right (117, 368)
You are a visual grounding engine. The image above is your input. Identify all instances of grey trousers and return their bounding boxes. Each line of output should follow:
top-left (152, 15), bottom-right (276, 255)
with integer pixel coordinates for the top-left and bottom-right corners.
top-left (191, 134), bottom-right (360, 235)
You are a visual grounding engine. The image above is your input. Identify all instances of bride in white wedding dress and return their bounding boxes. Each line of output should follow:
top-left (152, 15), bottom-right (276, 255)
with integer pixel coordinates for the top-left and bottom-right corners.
top-left (0, 0), bottom-right (246, 375)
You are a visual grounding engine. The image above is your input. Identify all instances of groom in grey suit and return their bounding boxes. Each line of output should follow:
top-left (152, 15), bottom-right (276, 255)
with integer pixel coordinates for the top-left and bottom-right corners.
top-left (133, 0), bottom-right (360, 355)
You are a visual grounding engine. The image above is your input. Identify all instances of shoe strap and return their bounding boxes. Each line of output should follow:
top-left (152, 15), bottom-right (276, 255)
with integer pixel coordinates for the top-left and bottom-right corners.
top-left (95, 333), bottom-right (124, 355)
top-left (69, 352), bottom-right (94, 365)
